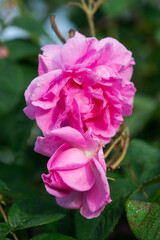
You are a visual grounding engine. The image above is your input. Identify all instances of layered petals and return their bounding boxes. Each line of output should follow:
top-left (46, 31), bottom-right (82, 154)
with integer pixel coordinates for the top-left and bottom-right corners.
top-left (24, 32), bottom-right (136, 144)
top-left (41, 127), bottom-right (111, 219)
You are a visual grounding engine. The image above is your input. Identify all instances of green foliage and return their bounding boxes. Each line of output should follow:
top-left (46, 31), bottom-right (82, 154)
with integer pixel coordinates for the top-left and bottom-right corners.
top-left (0, 180), bottom-right (9, 193)
top-left (0, 223), bottom-right (11, 238)
top-left (12, 16), bottom-right (48, 39)
top-left (75, 171), bottom-right (137, 240)
top-left (124, 139), bottom-right (160, 184)
top-left (31, 233), bottom-right (77, 240)
top-left (125, 95), bottom-right (158, 136)
top-left (0, 59), bottom-right (23, 116)
top-left (8, 198), bottom-right (65, 230)
top-left (126, 200), bottom-right (160, 240)
top-left (5, 39), bottom-right (40, 60)
top-left (101, 0), bottom-right (139, 17)
top-left (149, 190), bottom-right (160, 205)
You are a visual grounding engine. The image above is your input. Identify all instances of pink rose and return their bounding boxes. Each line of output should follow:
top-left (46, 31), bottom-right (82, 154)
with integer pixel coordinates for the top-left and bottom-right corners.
top-left (24, 32), bottom-right (136, 144)
top-left (36, 127), bottom-right (111, 218)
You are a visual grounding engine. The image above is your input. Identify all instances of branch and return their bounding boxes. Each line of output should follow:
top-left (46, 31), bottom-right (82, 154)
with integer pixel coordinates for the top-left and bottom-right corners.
top-left (50, 16), bottom-right (66, 44)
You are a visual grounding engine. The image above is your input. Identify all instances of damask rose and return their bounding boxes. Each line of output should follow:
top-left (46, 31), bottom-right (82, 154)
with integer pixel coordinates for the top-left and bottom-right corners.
top-left (35, 127), bottom-right (111, 218)
top-left (24, 32), bottom-right (136, 143)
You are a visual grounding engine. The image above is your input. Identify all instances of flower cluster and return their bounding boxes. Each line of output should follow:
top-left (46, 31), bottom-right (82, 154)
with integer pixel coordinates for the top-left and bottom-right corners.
top-left (24, 32), bottom-right (136, 218)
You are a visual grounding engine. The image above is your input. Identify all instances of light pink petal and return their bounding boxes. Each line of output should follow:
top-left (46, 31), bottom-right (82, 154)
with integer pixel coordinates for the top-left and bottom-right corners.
top-left (98, 147), bottom-right (106, 171)
top-left (121, 82), bottom-right (136, 116)
top-left (56, 190), bottom-right (83, 209)
top-left (32, 93), bottom-right (59, 110)
top-left (51, 148), bottom-right (89, 170)
top-left (47, 144), bottom-right (71, 169)
top-left (80, 202), bottom-right (105, 219)
top-left (86, 158), bottom-right (111, 213)
top-left (38, 44), bottom-right (62, 74)
top-left (24, 70), bottom-right (62, 104)
top-left (58, 163), bottom-right (95, 191)
top-left (35, 95), bottom-right (69, 133)
top-left (62, 36), bottom-right (97, 66)
top-left (34, 135), bottom-right (64, 157)
top-left (49, 127), bottom-right (86, 149)
top-left (83, 128), bottom-right (100, 154)
top-left (96, 37), bottom-right (134, 71)
top-left (23, 105), bottom-right (36, 119)
top-left (42, 173), bottom-right (71, 198)
top-left (119, 65), bottom-right (134, 82)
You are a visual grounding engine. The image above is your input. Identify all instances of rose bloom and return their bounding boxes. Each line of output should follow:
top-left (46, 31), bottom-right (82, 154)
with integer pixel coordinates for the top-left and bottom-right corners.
top-left (24, 32), bottom-right (136, 144)
top-left (35, 127), bottom-right (111, 218)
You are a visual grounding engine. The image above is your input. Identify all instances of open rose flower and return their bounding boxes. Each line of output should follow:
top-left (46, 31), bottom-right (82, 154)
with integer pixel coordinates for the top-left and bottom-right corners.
top-left (24, 32), bottom-right (136, 144)
top-left (35, 127), bottom-right (111, 218)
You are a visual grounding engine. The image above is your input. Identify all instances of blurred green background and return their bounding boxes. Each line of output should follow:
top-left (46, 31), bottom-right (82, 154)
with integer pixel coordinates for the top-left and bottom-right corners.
top-left (0, 0), bottom-right (160, 239)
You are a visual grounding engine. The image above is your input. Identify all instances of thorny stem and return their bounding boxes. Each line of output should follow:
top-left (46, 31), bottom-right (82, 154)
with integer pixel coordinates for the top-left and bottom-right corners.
top-left (50, 16), bottom-right (66, 44)
top-left (0, 203), bottom-right (19, 240)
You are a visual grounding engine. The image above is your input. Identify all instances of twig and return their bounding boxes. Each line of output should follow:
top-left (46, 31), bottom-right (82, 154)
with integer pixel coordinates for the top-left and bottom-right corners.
top-left (67, 1), bottom-right (84, 10)
top-left (50, 16), bottom-right (66, 44)
top-left (92, 0), bottom-right (109, 14)
top-left (127, 164), bottom-right (149, 201)
top-left (106, 145), bottom-right (120, 167)
top-left (0, 204), bottom-right (8, 223)
top-left (110, 133), bottom-right (129, 170)
top-left (0, 204), bottom-right (19, 240)
top-left (69, 29), bottom-right (75, 38)
top-left (104, 135), bottom-right (122, 158)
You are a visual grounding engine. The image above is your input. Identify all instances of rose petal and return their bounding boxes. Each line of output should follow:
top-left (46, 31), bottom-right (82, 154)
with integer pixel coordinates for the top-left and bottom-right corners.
top-left (86, 158), bottom-right (111, 213)
top-left (56, 190), bottom-right (83, 209)
top-left (58, 163), bottom-right (95, 191)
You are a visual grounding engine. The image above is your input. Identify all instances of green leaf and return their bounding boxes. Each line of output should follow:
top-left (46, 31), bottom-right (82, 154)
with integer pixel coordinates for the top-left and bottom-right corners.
top-left (126, 200), bottom-right (160, 240)
top-left (0, 180), bottom-right (9, 193)
top-left (101, 0), bottom-right (138, 17)
top-left (149, 190), bottom-right (160, 205)
top-left (0, 59), bottom-right (23, 116)
top-left (8, 198), bottom-right (65, 230)
top-left (31, 233), bottom-right (77, 240)
top-left (5, 39), bottom-right (40, 60)
top-left (125, 95), bottom-right (157, 136)
top-left (0, 238), bottom-right (12, 240)
top-left (75, 171), bottom-right (137, 240)
top-left (12, 16), bottom-right (48, 37)
top-left (123, 139), bottom-right (160, 184)
top-left (0, 223), bottom-right (11, 238)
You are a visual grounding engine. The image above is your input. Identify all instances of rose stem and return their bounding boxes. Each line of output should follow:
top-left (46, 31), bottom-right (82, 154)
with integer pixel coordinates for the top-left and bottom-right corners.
top-left (50, 16), bottom-right (66, 43)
